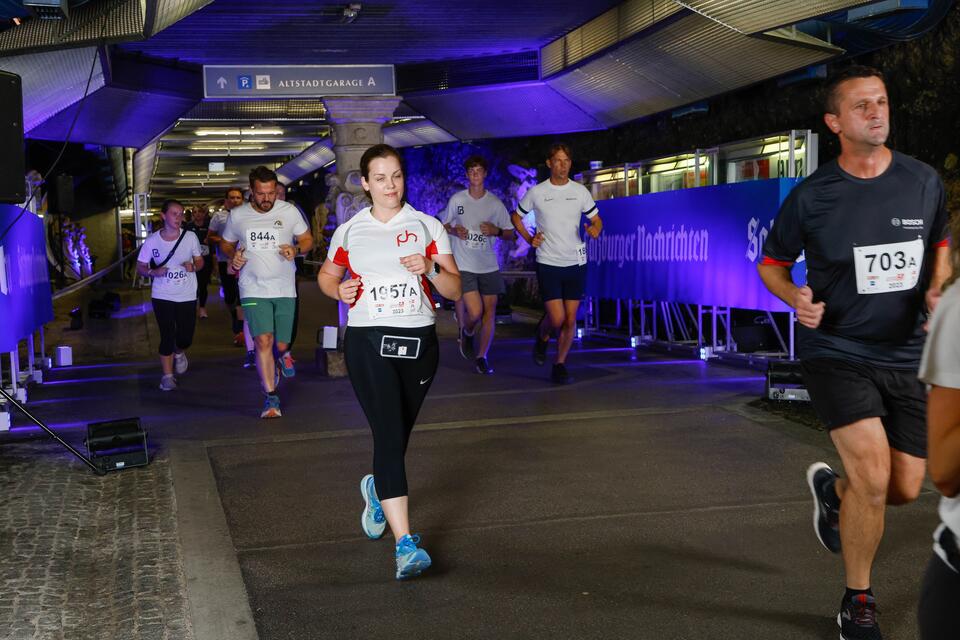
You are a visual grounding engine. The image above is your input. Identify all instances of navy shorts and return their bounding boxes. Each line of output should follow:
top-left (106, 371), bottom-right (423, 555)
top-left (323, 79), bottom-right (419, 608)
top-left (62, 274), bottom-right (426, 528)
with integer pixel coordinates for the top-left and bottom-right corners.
top-left (537, 263), bottom-right (586, 302)
top-left (800, 357), bottom-right (927, 458)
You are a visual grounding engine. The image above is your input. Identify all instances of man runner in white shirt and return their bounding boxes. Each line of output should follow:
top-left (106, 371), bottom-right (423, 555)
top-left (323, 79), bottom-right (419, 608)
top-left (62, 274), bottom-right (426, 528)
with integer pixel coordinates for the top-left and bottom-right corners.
top-left (221, 166), bottom-right (313, 418)
top-left (442, 155), bottom-right (515, 374)
top-left (511, 143), bottom-right (602, 384)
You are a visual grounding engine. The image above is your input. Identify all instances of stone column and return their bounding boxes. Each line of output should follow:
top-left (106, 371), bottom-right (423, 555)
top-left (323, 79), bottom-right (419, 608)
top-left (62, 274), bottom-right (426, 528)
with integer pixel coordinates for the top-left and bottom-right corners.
top-left (322, 96), bottom-right (401, 224)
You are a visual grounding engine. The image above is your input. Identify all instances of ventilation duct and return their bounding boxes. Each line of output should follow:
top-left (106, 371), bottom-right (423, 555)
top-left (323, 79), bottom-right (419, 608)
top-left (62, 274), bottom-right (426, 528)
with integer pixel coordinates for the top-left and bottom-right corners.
top-left (274, 119), bottom-right (459, 185)
top-left (133, 138), bottom-right (159, 195)
top-left (275, 138), bottom-right (335, 186)
top-left (383, 119), bottom-right (458, 148)
top-left (540, 0), bottom-right (870, 78)
top-left (181, 99), bottom-right (328, 122)
top-left (0, 46), bottom-right (105, 131)
top-left (0, 0), bottom-right (213, 55)
top-left (544, 11), bottom-right (842, 128)
top-left (674, 0), bottom-right (875, 34)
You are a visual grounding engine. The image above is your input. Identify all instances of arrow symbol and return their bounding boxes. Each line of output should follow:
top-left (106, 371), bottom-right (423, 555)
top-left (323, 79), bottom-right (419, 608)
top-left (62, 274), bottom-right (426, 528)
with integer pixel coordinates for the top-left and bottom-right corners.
top-left (217, 77), bottom-right (227, 89)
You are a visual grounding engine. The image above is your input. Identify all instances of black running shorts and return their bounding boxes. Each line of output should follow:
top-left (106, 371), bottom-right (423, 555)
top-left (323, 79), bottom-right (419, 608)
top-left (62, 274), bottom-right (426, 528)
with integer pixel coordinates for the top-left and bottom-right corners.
top-left (800, 358), bottom-right (927, 458)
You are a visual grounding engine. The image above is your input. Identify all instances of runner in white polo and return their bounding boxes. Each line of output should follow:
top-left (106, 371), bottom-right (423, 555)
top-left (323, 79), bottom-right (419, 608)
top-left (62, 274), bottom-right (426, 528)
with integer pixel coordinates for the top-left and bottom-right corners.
top-left (443, 155), bottom-right (515, 374)
top-left (511, 142), bottom-right (602, 384)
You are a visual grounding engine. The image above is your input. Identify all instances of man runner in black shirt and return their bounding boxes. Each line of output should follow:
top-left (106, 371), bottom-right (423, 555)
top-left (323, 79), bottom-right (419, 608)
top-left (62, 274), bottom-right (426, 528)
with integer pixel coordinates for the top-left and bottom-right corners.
top-left (759, 66), bottom-right (950, 640)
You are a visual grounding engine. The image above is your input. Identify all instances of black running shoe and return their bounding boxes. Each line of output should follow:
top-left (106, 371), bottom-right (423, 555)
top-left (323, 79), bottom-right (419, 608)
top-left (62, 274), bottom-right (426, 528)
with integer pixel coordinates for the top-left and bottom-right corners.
top-left (551, 363), bottom-right (570, 384)
top-left (459, 328), bottom-right (475, 360)
top-left (533, 337), bottom-right (548, 366)
top-left (243, 350), bottom-right (256, 369)
top-left (807, 462), bottom-right (841, 553)
top-left (475, 357), bottom-right (494, 375)
top-left (839, 594), bottom-right (882, 640)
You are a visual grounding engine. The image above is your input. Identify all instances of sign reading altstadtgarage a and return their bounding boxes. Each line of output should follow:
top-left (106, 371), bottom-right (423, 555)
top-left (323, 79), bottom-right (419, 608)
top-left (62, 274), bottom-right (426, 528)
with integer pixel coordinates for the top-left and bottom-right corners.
top-left (203, 65), bottom-right (395, 98)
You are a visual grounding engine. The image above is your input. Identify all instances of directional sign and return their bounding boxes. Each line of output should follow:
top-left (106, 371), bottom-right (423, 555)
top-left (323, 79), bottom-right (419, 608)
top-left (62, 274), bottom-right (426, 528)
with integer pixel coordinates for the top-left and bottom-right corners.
top-left (203, 65), bottom-right (395, 98)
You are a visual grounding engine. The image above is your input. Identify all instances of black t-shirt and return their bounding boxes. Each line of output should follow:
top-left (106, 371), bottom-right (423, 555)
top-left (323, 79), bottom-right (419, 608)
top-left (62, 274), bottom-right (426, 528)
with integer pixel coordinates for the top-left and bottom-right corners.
top-left (185, 221), bottom-right (209, 244)
top-left (762, 151), bottom-right (948, 368)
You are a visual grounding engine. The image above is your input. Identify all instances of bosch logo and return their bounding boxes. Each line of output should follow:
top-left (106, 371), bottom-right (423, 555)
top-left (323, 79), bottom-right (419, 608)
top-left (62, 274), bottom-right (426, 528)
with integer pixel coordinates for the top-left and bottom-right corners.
top-left (396, 230), bottom-right (418, 246)
top-left (273, 220), bottom-right (283, 227)
top-left (891, 218), bottom-right (901, 227)
top-left (152, 249), bottom-right (160, 257)
top-left (457, 205), bottom-right (464, 216)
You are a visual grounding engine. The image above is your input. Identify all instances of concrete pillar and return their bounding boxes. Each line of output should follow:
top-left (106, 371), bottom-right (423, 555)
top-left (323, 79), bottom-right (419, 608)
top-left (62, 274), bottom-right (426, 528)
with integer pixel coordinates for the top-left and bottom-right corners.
top-left (322, 96), bottom-right (401, 213)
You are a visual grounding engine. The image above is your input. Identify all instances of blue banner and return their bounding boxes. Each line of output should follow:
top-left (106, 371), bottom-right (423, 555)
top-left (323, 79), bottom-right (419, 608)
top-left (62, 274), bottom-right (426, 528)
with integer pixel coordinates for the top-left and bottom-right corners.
top-left (585, 178), bottom-right (806, 311)
top-left (0, 205), bottom-right (54, 352)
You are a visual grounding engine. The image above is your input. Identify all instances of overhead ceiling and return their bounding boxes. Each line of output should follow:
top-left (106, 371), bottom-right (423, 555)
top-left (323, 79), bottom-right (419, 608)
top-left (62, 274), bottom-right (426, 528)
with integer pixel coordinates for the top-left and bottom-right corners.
top-left (2, 0), bottom-right (952, 204)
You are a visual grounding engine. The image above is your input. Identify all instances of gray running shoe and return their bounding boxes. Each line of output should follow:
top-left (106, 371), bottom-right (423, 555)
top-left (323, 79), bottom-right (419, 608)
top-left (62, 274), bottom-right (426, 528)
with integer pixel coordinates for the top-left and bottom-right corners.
top-left (173, 352), bottom-right (188, 375)
top-left (159, 374), bottom-right (177, 391)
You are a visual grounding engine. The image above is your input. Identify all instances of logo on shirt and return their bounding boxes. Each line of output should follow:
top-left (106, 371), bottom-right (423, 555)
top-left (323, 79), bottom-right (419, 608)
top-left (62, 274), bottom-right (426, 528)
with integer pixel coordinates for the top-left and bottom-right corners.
top-left (152, 249), bottom-right (160, 258)
top-left (457, 205), bottom-right (464, 216)
top-left (891, 217), bottom-right (923, 229)
top-left (396, 230), bottom-right (418, 246)
top-left (273, 220), bottom-right (283, 228)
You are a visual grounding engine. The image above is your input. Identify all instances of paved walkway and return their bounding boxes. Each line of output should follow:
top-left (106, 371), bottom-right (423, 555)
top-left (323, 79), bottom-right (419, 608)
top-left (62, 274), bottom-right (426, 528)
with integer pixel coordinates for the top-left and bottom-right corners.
top-left (0, 281), bottom-right (940, 639)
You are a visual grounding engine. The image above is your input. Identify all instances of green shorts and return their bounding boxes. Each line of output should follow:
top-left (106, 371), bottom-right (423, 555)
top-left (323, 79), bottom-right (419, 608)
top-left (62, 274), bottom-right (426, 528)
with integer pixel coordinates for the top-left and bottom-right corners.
top-left (240, 297), bottom-right (296, 344)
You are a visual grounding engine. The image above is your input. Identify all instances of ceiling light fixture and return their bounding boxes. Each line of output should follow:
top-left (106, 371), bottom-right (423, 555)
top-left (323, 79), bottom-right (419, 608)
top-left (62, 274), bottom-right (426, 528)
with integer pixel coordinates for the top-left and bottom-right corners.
top-left (194, 127), bottom-right (284, 137)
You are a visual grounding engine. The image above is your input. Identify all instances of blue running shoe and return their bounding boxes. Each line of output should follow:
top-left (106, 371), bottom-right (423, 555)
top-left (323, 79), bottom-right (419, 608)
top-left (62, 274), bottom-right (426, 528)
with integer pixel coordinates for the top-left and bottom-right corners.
top-left (279, 351), bottom-right (296, 378)
top-left (360, 474), bottom-right (386, 539)
top-left (395, 534), bottom-right (431, 580)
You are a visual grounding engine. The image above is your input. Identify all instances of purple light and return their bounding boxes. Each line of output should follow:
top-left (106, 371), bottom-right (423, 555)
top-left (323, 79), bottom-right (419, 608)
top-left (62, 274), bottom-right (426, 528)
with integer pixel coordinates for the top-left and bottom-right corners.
top-left (57, 361), bottom-right (154, 371)
top-left (43, 374), bottom-right (148, 386)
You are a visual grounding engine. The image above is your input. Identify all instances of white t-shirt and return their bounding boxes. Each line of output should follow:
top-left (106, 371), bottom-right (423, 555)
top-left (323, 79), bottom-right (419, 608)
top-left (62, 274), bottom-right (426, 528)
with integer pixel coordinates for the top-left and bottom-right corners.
top-left (518, 179), bottom-right (598, 267)
top-left (208, 210), bottom-right (230, 262)
top-left (327, 203), bottom-right (451, 328)
top-left (221, 200), bottom-right (309, 299)
top-left (138, 229), bottom-right (202, 303)
top-left (918, 282), bottom-right (960, 570)
top-left (441, 189), bottom-right (511, 274)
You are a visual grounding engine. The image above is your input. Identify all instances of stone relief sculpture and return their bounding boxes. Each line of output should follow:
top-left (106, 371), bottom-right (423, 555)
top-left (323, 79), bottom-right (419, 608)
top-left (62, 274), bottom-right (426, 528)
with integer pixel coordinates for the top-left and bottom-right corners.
top-left (504, 164), bottom-right (538, 265)
top-left (334, 170), bottom-right (370, 226)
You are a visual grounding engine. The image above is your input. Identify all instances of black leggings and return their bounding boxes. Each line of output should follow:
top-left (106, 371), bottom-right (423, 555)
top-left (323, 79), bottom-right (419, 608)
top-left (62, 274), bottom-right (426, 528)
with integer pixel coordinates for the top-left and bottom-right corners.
top-left (918, 551), bottom-right (960, 639)
top-left (344, 325), bottom-right (439, 500)
top-left (217, 261), bottom-right (243, 333)
top-left (152, 298), bottom-right (197, 356)
top-left (196, 258), bottom-right (213, 307)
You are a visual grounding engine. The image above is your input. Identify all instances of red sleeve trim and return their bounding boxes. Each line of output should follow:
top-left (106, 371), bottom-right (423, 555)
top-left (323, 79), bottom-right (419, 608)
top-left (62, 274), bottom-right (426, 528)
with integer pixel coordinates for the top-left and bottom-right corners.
top-left (425, 239), bottom-right (439, 259)
top-left (935, 238), bottom-right (949, 248)
top-left (761, 256), bottom-right (794, 267)
top-left (333, 246), bottom-right (350, 267)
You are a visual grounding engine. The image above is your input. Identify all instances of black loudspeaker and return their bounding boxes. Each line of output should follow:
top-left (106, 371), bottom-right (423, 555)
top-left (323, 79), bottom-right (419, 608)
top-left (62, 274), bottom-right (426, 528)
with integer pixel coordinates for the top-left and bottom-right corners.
top-left (85, 418), bottom-right (150, 473)
top-left (48, 174), bottom-right (74, 214)
top-left (0, 71), bottom-right (25, 204)
top-left (765, 360), bottom-right (810, 402)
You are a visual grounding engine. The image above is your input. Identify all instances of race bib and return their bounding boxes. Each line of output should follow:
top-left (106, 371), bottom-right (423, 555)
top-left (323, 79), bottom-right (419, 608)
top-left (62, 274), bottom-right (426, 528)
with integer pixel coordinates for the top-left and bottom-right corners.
top-left (246, 227), bottom-right (280, 253)
top-left (364, 275), bottom-right (423, 319)
top-left (163, 268), bottom-right (189, 286)
top-left (576, 242), bottom-right (587, 266)
top-left (464, 229), bottom-right (487, 250)
top-left (853, 238), bottom-right (924, 295)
